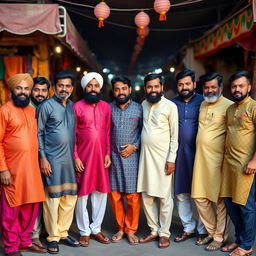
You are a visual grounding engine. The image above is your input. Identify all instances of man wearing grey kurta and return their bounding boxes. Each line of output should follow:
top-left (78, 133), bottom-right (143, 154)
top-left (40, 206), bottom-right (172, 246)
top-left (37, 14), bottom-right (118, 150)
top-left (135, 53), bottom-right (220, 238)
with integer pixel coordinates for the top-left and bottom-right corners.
top-left (37, 71), bottom-right (79, 254)
top-left (137, 73), bottom-right (179, 249)
top-left (109, 76), bottom-right (143, 245)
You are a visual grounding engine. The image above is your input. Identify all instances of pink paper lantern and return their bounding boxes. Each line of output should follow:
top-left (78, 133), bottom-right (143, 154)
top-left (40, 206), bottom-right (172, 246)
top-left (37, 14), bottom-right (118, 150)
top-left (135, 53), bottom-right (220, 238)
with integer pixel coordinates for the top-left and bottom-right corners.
top-left (94, 1), bottom-right (110, 28)
top-left (135, 11), bottom-right (150, 34)
top-left (154, 0), bottom-right (171, 21)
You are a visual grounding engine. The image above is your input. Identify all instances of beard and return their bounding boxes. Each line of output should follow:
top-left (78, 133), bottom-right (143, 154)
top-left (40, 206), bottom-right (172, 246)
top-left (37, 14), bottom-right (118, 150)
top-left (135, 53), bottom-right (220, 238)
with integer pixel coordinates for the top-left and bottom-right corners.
top-left (146, 91), bottom-right (162, 104)
top-left (55, 90), bottom-right (71, 100)
top-left (11, 91), bottom-right (30, 108)
top-left (232, 92), bottom-right (248, 102)
top-left (178, 89), bottom-right (194, 99)
top-left (31, 95), bottom-right (47, 106)
top-left (203, 90), bottom-right (222, 103)
top-left (84, 91), bottom-right (102, 104)
top-left (114, 94), bottom-right (131, 105)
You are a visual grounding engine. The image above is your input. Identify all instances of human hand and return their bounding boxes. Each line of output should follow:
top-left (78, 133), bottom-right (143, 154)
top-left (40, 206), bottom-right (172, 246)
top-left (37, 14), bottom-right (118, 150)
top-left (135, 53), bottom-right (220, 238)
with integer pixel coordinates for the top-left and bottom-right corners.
top-left (0, 170), bottom-right (12, 185)
top-left (244, 159), bottom-right (256, 174)
top-left (104, 155), bottom-right (111, 168)
top-left (40, 158), bottom-right (52, 176)
top-left (165, 162), bottom-right (175, 176)
top-left (75, 158), bottom-right (85, 173)
top-left (119, 144), bottom-right (136, 158)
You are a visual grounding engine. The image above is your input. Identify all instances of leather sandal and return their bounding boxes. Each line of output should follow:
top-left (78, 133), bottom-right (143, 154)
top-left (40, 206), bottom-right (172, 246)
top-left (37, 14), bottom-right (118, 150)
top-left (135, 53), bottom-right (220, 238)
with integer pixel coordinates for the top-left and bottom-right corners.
top-left (90, 232), bottom-right (110, 244)
top-left (127, 234), bottom-right (139, 245)
top-left (174, 232), bottom-right (196, 242)
top-left (229, 247), bottom-right (253, 256)
top-left (111, 231), bottom-right (124, 243)
top-left (139, 234), bottom-right (158, 243)
top-left (32, 238), bottom-right (43, 247)
top-left (221, 243), bottom-right (239, 252)
top-left (20, 243), bottom-right (47, 253)
top-left (79, 235), bottom-right (90, 247)
top-left (158, 236), bottom-right (170, 249)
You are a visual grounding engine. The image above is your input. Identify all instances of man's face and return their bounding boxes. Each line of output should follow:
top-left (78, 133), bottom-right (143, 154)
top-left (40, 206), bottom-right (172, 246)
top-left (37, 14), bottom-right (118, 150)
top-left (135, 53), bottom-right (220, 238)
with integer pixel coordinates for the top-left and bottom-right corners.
top-left (231, 76), bottom-right (251, 102)
top-left (54, 78), bottom-right (73, 100)
top-left (144, 78), bottom-right (163, 104)
top-left (84, 78), bottom-right (102, 104)
top-left (112, 81), bottom-right (131, 105)
top-left (31, 83), bottom-right (49, 106)
top-left (177, 76), bottom-right (196, 99)
top-left (203, 78), bottom-right (222, 103)
top-left (12, 80), bottom-right (31, 107)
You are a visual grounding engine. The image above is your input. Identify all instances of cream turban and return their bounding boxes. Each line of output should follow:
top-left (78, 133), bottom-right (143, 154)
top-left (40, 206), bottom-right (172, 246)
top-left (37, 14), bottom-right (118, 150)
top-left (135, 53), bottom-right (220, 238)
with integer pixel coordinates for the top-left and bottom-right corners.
top-left (7, 73), bottom-right (33, 90)
top-left (81, 72), bottom-right (103, 90)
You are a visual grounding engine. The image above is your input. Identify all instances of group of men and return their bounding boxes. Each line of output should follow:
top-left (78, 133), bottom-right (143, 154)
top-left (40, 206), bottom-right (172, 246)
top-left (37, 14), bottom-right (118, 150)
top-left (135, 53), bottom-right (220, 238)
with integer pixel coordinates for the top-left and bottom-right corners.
top-left (0, 68), bottom-right (255, 256)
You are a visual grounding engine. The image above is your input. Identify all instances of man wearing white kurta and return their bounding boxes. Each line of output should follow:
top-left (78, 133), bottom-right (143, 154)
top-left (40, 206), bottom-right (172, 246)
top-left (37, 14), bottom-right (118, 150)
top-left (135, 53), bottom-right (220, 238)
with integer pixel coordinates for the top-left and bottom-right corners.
top-left (137, 73), bottom-right (179, 249)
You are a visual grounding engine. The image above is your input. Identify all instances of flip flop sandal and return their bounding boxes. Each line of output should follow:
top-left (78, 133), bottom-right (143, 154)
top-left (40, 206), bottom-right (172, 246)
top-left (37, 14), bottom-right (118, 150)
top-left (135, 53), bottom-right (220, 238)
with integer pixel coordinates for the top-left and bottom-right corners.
top-left (127, 234), bottom-right (139, 245)
top-left (196, 236), bottom-right (213, 246)
top-left (47, 241), bottom-right (59, 254)
top-left (111, 232), bottom-right (124, 243)
top-left (205, 240), bottom-right (223, 251)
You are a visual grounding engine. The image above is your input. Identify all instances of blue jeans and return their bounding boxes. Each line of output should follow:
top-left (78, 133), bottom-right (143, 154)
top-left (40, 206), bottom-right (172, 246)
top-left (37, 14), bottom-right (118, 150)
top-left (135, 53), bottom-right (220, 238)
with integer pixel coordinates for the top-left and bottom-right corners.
top-left (224, 176), bottom-right (256, 250)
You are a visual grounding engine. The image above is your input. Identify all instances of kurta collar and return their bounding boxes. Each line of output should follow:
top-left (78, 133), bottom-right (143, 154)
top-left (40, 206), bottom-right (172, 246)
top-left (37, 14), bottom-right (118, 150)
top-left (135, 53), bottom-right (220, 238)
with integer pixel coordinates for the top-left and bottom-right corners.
top-left (30, 101), bottom-right (37, 109)
top-left (115, 99), bottom-right (132, 110)
top-left (53, 95), bottom-right (71, 106)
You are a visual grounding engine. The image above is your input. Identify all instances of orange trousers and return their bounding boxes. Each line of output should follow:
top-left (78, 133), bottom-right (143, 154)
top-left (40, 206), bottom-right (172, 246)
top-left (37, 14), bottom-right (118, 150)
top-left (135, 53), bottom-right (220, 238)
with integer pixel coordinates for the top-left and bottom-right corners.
top-left (108, 191), bottom-right (141, 234)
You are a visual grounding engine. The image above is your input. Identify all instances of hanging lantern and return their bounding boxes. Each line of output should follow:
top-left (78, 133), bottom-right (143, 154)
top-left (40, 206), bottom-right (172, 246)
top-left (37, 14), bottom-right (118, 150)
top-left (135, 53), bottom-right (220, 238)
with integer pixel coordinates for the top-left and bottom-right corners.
top-left (94, 1), bottom-right (110, 28)
top-left (134, 11), bottom-right (150, 35)
top-left (154, 0), bottom-right (171, 21)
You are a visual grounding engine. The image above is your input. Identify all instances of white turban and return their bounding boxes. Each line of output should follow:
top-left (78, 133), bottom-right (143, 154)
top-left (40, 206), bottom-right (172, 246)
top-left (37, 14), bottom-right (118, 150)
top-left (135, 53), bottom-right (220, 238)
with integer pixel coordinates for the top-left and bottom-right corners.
top-left (81, 72), bottom-right (104, 90)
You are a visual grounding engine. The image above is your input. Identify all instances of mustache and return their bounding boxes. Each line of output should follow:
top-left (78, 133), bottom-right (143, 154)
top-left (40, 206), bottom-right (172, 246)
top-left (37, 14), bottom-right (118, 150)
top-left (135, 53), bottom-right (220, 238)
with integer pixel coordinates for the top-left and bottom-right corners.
top-left (181, 89), bottom-right (189, 92)
top-left (117, 94), bottom-right (126, 97)
top-left (17, 93), bottom-right (28, 97)
top-left (59, 90), bottom-right (68, 94)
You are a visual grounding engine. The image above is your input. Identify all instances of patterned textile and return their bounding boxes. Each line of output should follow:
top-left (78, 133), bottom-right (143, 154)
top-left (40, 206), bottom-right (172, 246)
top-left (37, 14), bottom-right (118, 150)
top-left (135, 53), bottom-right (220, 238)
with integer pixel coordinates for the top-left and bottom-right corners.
top-left (110, 101), bottom-right (143, 193)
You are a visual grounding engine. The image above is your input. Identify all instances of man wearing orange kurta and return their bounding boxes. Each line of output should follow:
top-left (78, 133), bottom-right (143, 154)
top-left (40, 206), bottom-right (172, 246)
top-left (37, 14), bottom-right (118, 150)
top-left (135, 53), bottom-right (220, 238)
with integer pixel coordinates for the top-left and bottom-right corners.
top-left (0, 74), bottom-right (46, 256)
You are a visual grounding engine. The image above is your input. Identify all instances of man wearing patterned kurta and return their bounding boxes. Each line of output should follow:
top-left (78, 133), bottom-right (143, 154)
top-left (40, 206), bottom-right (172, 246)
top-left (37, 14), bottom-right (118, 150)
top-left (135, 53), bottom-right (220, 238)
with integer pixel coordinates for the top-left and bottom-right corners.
top-left (0, 74), bottom-right (46, 256)
top-left (137, 73), bottom-right (179, 249)
top-left (192, 72), bottom-right (232, 251)
top-left (220, 71), bottom-right (256, 256)
top-left (109, 76), bottom-right (143, 245)
top-left (74, 72), bottom-right (111, 247)
top-left (171, 69), bottom-right (206, 243)
top-left (37, 71), bottom-right (78, 254)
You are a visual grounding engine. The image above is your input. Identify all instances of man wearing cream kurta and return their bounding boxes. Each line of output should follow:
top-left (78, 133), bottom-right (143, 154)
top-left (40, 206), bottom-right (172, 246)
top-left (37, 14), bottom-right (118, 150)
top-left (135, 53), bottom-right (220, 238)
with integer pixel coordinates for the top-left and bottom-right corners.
top-left (220, 71), bottom-right (256, 256)
top-left (191, 72), bottom-right (232, 251)
top-left (137, 73), bottom-right (178, 249)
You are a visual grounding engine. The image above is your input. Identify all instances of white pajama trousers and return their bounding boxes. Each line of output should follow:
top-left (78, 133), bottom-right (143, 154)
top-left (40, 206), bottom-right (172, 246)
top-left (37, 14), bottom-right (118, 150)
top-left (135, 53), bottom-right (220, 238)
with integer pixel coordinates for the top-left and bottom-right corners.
top-left (76, 191), bottom-right (107, 236)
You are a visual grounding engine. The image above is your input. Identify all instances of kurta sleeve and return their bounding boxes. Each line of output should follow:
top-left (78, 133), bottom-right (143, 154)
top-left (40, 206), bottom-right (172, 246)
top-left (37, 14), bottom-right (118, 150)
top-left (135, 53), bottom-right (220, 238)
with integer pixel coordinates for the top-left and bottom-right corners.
top-left (73, 106), bottom-right (79, 160)
top-left (106, 105), bottom-right (111, 156)
top-left (37, 104), bottom-right (49, 159)
top-left (0, 107), bottom-right (8, 171)
top-left (167, 104), bottom-right (179, 163)
top-left (132, 106), bottom-right (143, 148)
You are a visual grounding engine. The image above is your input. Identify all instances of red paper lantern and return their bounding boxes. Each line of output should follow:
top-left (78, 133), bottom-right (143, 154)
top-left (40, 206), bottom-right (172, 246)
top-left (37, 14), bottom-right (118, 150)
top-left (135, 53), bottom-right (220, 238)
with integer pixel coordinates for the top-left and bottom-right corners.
top-left (94, 1), bottom-right (110, 28)
top-left (154, 0), bottom-right (171, 21)
top-left (137, 26), bottom-right (149, 44)
top-left (135, 11), bottom-right (150, 34)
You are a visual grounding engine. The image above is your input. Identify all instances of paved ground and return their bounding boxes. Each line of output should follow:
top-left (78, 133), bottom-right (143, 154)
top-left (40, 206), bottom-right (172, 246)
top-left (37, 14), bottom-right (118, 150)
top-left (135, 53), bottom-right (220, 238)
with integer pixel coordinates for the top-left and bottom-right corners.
top-left (0, 200), bottom-right (255, 256)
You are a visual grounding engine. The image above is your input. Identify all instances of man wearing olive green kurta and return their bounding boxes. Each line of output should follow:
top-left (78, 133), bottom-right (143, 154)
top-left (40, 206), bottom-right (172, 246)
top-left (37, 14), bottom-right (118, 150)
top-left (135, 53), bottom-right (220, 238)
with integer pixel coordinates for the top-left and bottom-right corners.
top-left (220, 71), bottom-right (256, 256)
top-left (191, 72), bottom-right (232, 251)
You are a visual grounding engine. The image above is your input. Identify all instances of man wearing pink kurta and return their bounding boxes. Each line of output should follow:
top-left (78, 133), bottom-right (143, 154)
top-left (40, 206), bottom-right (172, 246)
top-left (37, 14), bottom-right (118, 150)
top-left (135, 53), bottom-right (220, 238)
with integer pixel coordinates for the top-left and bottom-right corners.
top-left (73, 72), bottom-right (111, 247)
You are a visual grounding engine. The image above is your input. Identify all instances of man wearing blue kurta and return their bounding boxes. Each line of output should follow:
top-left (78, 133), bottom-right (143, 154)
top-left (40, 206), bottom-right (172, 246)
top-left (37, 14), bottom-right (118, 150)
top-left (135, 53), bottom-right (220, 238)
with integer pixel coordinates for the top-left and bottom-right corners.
top-left (109, 76), bottom-right (143, 245)
top-left (171, 69), bottom-right (206, 243)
